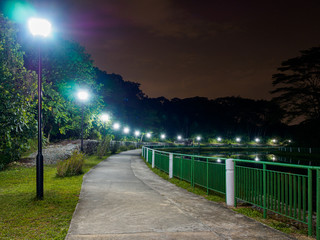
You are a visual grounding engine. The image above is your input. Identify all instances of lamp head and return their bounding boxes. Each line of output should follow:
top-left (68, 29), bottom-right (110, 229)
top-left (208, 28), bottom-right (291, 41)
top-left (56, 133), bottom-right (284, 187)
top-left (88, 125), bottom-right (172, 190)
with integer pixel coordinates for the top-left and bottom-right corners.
top-left (28, 18), bottom-right (51, 37)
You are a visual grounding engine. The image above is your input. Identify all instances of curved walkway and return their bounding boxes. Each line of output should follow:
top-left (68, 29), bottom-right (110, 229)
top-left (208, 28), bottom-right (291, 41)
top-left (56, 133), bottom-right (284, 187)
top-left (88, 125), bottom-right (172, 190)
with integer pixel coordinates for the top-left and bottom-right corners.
top-left (66, 149), bottom-right (294, 240)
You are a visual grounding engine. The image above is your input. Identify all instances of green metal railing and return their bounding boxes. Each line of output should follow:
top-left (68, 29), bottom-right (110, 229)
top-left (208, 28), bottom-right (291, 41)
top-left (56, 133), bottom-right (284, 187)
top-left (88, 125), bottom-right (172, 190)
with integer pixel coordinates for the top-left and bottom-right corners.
top-left (142, 146), bottom-right (320, 239)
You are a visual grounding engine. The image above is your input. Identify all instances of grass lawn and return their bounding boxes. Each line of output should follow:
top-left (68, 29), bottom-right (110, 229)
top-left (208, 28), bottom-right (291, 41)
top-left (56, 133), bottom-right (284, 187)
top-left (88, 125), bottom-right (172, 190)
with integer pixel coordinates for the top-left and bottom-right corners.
top-left (0, 154), bottom-right (109, 240)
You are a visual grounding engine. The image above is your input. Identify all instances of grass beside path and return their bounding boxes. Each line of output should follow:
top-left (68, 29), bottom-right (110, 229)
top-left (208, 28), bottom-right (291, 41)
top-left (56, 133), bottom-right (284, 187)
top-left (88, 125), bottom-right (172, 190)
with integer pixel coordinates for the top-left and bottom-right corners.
top-left (0, 154), bottom-right (109, 240)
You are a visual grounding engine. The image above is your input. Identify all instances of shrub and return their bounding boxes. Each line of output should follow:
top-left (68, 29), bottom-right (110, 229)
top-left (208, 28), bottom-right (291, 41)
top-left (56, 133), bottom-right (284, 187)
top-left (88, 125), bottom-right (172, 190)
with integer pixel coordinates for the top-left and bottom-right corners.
top-left (128, 145), bottom-right (136, 150)
top-left (56, 150), bottom-right (84, 177)
top-left (96, 135), bottom-right (112, 158)
top-left (110, 142), bottom-right (120, 154)
top-left (119, 145), bottom-right (128, 152)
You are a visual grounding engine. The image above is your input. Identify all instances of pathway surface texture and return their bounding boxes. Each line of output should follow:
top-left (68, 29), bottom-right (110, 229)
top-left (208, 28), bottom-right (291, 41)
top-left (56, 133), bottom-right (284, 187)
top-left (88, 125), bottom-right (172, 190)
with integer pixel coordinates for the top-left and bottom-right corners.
top-left (66, 149), bottom-right (294, 240)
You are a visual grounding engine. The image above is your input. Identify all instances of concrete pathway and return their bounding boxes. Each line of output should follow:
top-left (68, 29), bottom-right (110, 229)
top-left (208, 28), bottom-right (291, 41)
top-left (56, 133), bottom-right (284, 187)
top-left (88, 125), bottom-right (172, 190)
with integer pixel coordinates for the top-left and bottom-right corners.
top-left (66, 149), bottom-right (294, 240)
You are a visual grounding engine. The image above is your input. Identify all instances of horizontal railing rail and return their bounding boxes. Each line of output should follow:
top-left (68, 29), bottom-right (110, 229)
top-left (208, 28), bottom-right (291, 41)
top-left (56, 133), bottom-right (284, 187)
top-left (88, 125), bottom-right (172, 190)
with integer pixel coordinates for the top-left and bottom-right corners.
top-left (141, 146), bottom-right (320, 239)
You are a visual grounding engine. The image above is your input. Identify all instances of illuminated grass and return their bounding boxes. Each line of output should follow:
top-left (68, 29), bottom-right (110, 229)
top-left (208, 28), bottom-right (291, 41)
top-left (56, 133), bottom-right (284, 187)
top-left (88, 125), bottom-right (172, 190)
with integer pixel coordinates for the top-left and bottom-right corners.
top-left (0, 154), bottom-right (109, 240)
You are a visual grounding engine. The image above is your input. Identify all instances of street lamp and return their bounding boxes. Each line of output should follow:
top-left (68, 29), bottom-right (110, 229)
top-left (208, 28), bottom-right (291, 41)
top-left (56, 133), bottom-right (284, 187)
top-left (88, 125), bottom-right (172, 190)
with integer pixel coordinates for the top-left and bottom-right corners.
top-left (123, 127), bottom-right (130, 134)
top-left (146, 133), bottom-right (151, 138)
top-left (100, 113), bottom-right (110, 122)
top-left (217, 137), bottom-right (222, 142)
top-left (160, 134), bottom-right (166, 140)
top-left (28, 17), bottom-right (52, 200)
top-left (113, 122), bottom-right (120, 130)
top-left (255, 138), bottom-right (260, 143)
top-left (236, 137), bottom-right (241, 143)
top-left (134, 130), bottom-right (140, 137)
top-left (177, 135), bottom-right (182, 141)
top-left (77, 90), bottom-right (89, 152)
top-left (196, 136), bottom-right (201, 141)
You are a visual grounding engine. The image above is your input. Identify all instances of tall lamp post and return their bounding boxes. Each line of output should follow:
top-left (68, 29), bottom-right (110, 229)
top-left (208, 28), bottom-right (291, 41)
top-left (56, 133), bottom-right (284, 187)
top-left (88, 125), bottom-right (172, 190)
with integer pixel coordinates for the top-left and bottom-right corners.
top-left (77, 90), bottom-right (89, 152)
top-left (28, 17), bottom-right (52, 199)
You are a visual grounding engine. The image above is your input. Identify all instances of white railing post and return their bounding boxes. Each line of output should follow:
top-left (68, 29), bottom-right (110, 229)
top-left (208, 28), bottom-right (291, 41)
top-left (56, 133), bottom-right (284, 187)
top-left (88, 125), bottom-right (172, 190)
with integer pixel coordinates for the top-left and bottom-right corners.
top-left (169, 153), bottom-right (173, 178)
top-left (226, 158), bottom-right (235, 207)
top-left (146, 148), bottom-right (149, 162)
top-left (152, 150), bottom-right (155, 168)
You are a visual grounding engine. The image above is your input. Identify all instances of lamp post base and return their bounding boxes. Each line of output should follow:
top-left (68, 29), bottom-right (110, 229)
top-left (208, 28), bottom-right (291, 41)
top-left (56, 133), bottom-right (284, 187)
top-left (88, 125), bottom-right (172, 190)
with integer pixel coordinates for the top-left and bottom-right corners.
top-left (36, 153), bottom-right (44, 199)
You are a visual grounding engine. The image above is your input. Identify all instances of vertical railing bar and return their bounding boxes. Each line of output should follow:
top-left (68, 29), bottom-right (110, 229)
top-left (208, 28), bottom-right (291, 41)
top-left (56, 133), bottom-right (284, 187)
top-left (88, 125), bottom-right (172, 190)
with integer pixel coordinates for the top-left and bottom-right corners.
top-left (298, 176), bottom-right (301, 221)
top-left (206, 158), bottom-right (209, 195)
top-left (293, 175), bottom-right (297, 219)
top-left (303, 177), bottom-right (306, 222)
top-left (308, 169), bottom-right (312, 236)
top-left (263, 164), bottom-right (267, 218)
top-left (289, 174), bottom-right (292, 217)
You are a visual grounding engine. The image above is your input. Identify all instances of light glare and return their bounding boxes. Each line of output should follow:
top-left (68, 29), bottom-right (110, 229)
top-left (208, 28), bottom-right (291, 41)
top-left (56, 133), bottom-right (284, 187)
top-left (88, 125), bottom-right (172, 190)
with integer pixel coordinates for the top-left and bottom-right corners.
top-left (196, 136), bottom-right (201, 141)
top-left (28, 18), bottom-right (52, 37)
top-left (177, 135), bottom-right (182, 140)
top-left (161, 134), bottom-right (166, 139)
top-left (100, 113), bottom-right (109, 122)
top-left (123, 127), bottom-right (130, 134)
top-left (134, 130), bottom-right (140, 136)
top-left (113, 123), bottom-right (120, 130)
top-left (77, 90), bottom-right (89, 101)
top-left (146, 133), bottom-right (151, 138)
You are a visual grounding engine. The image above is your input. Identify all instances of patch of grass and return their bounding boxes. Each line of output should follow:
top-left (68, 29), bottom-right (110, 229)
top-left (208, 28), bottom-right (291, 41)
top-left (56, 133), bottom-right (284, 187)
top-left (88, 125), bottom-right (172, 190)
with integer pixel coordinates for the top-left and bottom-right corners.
top-left (143, 158), bottom-right (225, 203)
top-left (0, 154), bottom-right (109, 240)
top-left (233, 207), bottom-right (309, 237)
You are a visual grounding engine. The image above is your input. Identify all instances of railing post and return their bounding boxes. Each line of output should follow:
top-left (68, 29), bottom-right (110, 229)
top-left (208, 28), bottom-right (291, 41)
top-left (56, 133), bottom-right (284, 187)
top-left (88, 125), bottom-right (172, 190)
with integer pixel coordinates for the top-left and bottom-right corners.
top-left (308, 169), bottom-right (312, 236)
top-left (226, 158), bottom-right (235, 207)
top-left (169, 153), bottom-right (173, 178)
top-left (146, 148), bottom-right (149, 162)
top-left (142, 147), bottom-right (144, 157)
top-left (152, 149), bottom-right (155, 168)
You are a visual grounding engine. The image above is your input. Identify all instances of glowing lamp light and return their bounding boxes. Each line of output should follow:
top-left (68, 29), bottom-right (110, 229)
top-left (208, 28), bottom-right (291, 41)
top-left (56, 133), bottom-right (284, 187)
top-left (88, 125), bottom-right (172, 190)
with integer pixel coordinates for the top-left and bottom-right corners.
top-left (272, 139), bottom-right (277, 143)
top-left (146, 133), bottom-right (151, 138)
top-left (100, 113), bottom-right (110, 122)
top-left (113, 123), bottom-right (120, 130)
top-left (255, 156), bottom-right (259, 161)
top-left (134, 130), bottom-right (140, 137)
top-left (196, 136), bottom-right (201, 141)
top-left (236, 137), bottom-right (241, 142)
top-left (161, 134), bottom-right (166, 139)
top-left (77, 90), bottom-right (89, 101)
top-left (217, 159), bottom-right (221, 163)
top-left (177, 135), bottom-right (182, 140)
top-left (288, 140), bottom-right (292, 143)
top-left (255, 138), bottom-right (260, 143)
top-left (217, 137), bottom-right (222, 142)
top-left (123, 127), bottom-right (130, 134)
top-left (28, 18), bottom-right (52, 37)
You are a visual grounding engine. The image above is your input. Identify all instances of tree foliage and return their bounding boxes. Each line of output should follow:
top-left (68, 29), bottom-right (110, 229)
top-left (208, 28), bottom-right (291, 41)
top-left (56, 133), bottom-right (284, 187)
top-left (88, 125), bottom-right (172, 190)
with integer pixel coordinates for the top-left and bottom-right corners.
top-left (271, 46), bottom-right (320, 122)
top-left (0, 14), bottom-right (37, 167)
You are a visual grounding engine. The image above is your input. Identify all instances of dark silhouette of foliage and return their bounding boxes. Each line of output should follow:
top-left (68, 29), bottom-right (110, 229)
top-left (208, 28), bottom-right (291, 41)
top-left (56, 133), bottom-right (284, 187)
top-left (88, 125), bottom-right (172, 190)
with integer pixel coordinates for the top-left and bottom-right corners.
top-left (271, 46), bottom-right (320, 122)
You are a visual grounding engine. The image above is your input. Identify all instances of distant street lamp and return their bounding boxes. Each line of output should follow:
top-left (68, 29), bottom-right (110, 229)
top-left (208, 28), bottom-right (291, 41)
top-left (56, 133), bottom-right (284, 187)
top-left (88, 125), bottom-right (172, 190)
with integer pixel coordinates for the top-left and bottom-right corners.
top-left (236, 137), bottom-right (241, 143)
top-left (196, 136), bottom-right (201, 141)
top-left (217, 137), bottom-right (222, 142)
top-left (77, 90), bottom-right (89, 152)
top-left (255, 138), bottom-right (260, 143)
top-left (100, 113), bottom-right (110, 122)
top-left (160, 134), bottom-right (166, 140)
top-left (123, 127), bottom-right (130, 134)
top-left (146, 133), bottom-right (151, 138)
top-left (177, 135), bottom-right (182, 141)
top-left (113, 122), bottom-right (120, 130)
top-left (134, 130), bottom-right (140, 137)
top-left (28, 17), bottom-right (52, 200)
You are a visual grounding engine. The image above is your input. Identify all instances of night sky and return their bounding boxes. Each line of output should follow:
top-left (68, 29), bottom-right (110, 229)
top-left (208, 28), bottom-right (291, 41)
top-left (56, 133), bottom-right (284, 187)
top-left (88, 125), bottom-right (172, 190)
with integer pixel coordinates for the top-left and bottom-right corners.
top-left (21, 1), bottom-right (320, 99)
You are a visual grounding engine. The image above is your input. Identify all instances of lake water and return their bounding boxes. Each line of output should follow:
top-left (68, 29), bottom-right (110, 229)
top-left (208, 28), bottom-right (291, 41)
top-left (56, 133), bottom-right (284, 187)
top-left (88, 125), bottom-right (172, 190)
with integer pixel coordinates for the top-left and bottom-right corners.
top-left (162, 148), bottom-right (319, 166)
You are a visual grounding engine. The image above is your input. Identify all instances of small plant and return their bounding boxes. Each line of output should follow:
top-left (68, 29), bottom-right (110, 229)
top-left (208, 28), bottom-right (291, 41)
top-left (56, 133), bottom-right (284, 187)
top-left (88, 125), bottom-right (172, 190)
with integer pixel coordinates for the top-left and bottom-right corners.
top-left (110, 142), bottom-right (120, 154)
top-left (96, 135), bottom-right (112, 158)
top-left (119, 145), bottom-right (128, 152)
top-left (128, 145), bottom-right (136, 150)
top-left (56, 150), bottom-right (84, 177)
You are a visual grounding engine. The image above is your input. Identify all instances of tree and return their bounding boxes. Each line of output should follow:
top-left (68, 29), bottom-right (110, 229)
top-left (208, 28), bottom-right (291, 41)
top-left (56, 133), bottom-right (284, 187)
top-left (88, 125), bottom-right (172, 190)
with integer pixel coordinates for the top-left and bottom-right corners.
top-left (0, 14), bottom-right (37, 167)
top-left (271, 46), bottom-right (320, 122)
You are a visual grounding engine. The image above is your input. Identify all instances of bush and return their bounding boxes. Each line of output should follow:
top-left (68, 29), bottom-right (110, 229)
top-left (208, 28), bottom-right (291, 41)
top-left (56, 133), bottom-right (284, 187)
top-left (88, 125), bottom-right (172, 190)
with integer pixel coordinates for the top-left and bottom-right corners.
top-left (128, 145), bottom-right (136, 150)
top-left (110, 142), bottom-right (120, 154)
top-left (119, 145), bottom-right (128, 152)
top-left (96, 135), bottom-right (112, 158)
top-left (56, 150), bottom-right (84, 177)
